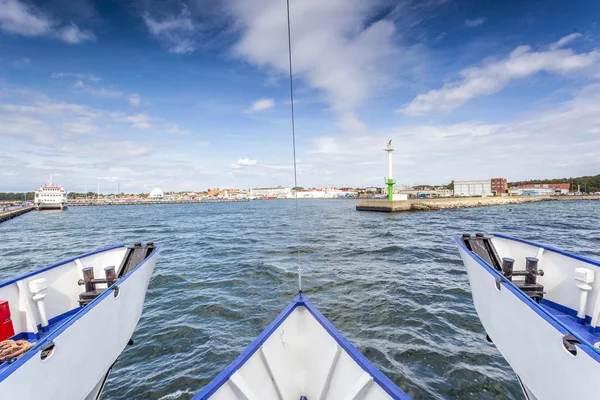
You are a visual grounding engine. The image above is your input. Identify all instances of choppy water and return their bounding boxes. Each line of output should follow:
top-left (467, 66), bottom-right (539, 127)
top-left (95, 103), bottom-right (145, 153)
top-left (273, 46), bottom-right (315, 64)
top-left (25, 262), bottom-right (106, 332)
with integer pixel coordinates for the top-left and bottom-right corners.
top-left (1, 200), bottom-right (599, 399)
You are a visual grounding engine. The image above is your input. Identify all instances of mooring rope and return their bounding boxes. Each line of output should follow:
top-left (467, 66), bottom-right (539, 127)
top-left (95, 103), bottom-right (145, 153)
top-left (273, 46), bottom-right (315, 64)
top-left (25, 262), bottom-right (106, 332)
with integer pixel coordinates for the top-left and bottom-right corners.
top-left (286, 0), bottom-right (302, 293)
top-left (0, 340), bottom-right (34, 362)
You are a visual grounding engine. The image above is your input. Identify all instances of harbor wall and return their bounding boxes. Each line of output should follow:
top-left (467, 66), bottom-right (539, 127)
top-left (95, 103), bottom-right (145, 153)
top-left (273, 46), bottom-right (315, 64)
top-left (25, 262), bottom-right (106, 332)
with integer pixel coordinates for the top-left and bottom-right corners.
top-left (0, 207), bottom-right (34, 224)
top-left (69, 199), bottom-right (249, 206)
top-left (356, 195), bottom-right (600, 212)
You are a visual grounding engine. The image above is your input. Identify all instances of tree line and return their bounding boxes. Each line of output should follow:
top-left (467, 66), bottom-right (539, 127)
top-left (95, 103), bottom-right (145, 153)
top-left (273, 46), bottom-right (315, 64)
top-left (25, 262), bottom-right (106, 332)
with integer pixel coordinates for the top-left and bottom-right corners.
top-left (0, 192), bottom-right (35, 201)
top-left (508, 174), bottom-right (600, 193)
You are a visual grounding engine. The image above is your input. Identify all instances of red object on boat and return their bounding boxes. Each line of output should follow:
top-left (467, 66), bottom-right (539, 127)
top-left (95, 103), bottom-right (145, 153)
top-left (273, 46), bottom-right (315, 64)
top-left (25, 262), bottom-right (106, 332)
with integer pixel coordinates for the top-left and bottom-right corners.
top-left (0, 301), bottom-right (15, 341)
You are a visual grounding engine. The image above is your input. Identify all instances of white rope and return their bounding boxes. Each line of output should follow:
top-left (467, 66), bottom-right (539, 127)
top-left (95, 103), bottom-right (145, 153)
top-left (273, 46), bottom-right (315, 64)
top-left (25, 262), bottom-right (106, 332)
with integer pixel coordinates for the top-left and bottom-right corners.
top-left (286, 0), bottom-right (302, 293)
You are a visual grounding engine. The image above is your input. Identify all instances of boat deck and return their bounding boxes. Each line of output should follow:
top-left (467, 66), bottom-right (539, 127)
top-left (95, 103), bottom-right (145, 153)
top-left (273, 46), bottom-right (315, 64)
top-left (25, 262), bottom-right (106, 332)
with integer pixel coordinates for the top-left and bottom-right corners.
top-left (0, 308), bottom-right (78, 374)
top-left (541, 300), bottom-right (600, 346)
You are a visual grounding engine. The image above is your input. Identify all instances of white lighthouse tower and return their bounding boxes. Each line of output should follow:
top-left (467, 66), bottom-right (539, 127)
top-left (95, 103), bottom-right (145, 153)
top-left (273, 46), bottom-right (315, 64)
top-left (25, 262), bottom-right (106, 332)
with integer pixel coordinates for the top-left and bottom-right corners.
top-left (384, 140), bottom-right (396, 201)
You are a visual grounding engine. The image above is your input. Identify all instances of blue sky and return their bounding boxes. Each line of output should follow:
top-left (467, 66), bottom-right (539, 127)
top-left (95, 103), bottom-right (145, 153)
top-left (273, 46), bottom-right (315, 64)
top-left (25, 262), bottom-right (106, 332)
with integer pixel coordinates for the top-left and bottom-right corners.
top-left (1, 0), bottom-right (599, 193)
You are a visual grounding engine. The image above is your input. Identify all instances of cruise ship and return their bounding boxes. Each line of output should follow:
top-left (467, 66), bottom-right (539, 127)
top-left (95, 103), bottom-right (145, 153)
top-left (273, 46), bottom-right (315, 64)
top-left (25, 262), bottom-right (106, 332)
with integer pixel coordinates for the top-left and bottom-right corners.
top-left (34, 176), bottom-right (68, 211)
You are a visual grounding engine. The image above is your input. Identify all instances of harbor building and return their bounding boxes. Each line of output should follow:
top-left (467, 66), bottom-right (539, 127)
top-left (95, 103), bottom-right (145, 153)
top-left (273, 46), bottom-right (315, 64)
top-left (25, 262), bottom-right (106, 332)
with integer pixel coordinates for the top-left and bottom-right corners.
top-left (511, 183), bottom-right (570, 196)
top-left (454, 180), bottom-right (492, 197)
top-left (149, 187), bottom-right (164, 199)
top-left (491, 178), bottom-right (507, 195)
top-left (250, 186), bottom-right (291, 198)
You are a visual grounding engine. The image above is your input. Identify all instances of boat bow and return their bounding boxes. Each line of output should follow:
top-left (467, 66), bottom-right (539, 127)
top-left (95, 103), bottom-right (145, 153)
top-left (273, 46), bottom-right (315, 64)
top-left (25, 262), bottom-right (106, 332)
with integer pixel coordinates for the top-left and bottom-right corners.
top-left (195, 294), bottom-right (409, 400)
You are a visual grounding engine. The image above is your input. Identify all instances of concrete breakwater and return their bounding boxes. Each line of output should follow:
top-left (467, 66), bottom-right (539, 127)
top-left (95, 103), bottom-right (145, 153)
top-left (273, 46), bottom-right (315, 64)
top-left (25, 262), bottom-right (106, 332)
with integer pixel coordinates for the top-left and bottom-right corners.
top-left (356, 195), bottom-right (600, 212)
top-left (0, 207), bottom-right (35, 223)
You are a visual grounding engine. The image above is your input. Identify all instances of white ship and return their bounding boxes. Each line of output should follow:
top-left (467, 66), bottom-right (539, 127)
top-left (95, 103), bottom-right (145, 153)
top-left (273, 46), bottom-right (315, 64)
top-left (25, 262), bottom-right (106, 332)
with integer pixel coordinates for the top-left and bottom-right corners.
top-left (34, 176), bottom-right (68, 211)
top-left (0, 242), bottom-right (161, 399)
top-left (457, 233), bottom-right (600, 400)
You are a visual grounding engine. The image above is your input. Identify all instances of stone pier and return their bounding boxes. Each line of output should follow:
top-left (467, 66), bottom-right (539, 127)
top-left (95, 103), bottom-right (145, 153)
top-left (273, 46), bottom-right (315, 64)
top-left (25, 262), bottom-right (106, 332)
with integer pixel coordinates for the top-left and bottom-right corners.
top-left (0, 207), bottom-right (35, 223)
top-left (356, 195), bottom-right (600, 212)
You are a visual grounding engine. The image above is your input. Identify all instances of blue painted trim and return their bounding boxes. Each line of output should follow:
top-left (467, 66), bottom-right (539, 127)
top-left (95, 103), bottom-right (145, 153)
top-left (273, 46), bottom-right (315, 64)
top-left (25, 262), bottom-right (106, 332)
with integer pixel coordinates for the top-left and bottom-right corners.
top-left (193, 294), bottom-right (410, 400)
top-left (540, 298), bottom-right (592, 325)
top-left (454, 235), bottom-right (600, 363)
top-left (0, 244), bottom-right (125, 290)
top-left (302, 295), bottom-right (410, 400)
top-left (9, 308), bottom-right (81, 341)
top-left (493, 233), bottom-right (600, 269)
top-left (0, 244), bottom-right (162, 383)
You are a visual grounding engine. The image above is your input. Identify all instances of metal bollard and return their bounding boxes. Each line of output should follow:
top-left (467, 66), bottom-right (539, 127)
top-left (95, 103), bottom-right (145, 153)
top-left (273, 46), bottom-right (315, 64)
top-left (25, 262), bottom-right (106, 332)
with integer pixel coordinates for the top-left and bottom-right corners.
top-left (104, 266), bottom-right (117, 287)
top-left (82, 267), bottom-right (95, 292)
top-left (502, 258), bottom-right (515, 281)
top-left (525, 257), bottom-right (541, 284)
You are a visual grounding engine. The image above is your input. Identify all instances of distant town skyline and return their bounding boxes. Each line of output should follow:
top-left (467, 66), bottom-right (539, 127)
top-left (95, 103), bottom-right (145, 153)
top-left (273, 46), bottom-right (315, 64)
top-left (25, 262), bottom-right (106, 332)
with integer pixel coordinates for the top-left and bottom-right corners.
top-left (1, 0), bottom-right (599, 192)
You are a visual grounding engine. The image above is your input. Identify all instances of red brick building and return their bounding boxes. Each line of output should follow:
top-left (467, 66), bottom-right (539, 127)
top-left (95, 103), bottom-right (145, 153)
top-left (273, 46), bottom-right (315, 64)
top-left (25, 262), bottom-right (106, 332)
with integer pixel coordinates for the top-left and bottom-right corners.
top-left (491, 178), bottom-right (507, 195)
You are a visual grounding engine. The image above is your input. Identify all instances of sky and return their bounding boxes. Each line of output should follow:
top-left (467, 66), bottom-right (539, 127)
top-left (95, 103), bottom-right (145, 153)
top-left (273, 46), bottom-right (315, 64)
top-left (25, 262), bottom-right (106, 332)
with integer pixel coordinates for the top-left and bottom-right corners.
top-left (1, 0), bottom-right (599, 193)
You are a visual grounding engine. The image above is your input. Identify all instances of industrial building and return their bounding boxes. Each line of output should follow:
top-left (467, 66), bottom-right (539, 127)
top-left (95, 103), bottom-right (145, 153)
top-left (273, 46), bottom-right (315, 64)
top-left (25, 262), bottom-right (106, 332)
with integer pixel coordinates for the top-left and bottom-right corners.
top-left (491, 178), bottom-right (507, 195)
top-left (511, 183), bottom-right (570, 196)
top-left (250, 186), bottom-right (291, 198)
top-left (454, 180), bottom-right (492, 197)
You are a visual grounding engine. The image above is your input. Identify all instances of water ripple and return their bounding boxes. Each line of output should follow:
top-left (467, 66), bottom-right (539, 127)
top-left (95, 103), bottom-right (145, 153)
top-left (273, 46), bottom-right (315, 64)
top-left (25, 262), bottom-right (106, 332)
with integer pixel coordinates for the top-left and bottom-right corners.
top-left (0, 200), bottom-right (598, 399)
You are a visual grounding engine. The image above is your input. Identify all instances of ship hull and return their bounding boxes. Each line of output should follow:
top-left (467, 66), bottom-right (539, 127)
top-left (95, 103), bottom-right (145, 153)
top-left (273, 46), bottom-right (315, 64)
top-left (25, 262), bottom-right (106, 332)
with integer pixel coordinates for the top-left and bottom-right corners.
top-left (36, 202), bottom-right (68, 211)
top-left (455, 235), bottom-right (600, 400)
top-left (0, 244), bottom-right (160, 399)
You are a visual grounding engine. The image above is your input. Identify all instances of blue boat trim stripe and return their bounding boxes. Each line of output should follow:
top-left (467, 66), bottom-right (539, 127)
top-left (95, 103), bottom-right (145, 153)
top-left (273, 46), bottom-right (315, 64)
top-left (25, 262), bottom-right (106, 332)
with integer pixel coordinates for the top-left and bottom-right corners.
top-left (454, 235), bottom-right (600, 363)
top-left (301, 295), bottom-right (410, 400)
top-left (0, 244), bottom-right (162, 383)
top-left (193, 294), bottom-right (409, 400)
top-left (10, 308), bottom-right (81, 341)
top-left (0, 244), bottom-right (125, 290)
top-left (540, 298), bottom-right (593, 325)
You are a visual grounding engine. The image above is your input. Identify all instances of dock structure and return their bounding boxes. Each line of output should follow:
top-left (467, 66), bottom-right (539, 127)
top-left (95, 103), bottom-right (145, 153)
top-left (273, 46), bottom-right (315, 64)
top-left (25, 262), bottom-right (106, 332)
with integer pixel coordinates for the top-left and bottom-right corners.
top-left (356, 195), bottom-right (600, 212)
top-left (69, 199), bottom-right (249, 206)
top-left (0, 206), bottom-right (34, 224)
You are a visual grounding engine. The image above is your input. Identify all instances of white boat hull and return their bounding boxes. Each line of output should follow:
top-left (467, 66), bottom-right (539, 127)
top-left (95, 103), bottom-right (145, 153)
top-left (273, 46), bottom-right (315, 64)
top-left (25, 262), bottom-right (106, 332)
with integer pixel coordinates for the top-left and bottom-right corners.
top-left (35, 202), bottom-right (68, 211)
top-left (456, 236), bottom-right (600, 400)
top-left (0, 244), bottom-right (160, 399)
top-left (195, 294), bottom-right (409, 400)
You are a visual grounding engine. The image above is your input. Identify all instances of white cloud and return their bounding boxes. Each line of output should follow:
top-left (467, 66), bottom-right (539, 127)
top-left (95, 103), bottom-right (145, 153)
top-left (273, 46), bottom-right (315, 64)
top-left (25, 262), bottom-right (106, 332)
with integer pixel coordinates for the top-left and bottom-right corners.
top-left (0, 0), bottom-right (94, 43)
top-left (55, 73), bottom-right (124, 98)
top-left (231, 158), bottom-right (258, 169)
top-left (57, 23), bottom-right (95, 44)
top-left (128, 93), bottom-right (141, 107)
top-left (236, 158), bottom-right (258, 166)
top-left (13, 57), bottom-right (30, 67)
top-left (52, 72), bottom-right (101, 81)
top-left (168, 38), bottom-right (195, 54)
top-left (549, 32), bottom-right (582, 50)
top-left (164, 123), bottom-right (189, 135)
top-left (305, 84), bottom-right (600, 185)
top-left (143, 6), bottom-right (196, 54)
top-left (73, 80), bottom-right (122, 97)
top-left (60, 120), bottom-right (100, 136)
top-left (1, 82), bottom-right (599, 192)
top-left (245, 98), bottom-right (275, 113)
top-left (230, 0), bottom-right (409, 124)
top-left (0, 0), bottom-right (53, 36)
top-left (400, 35), bottom-right (600, 116)
top-left (465, 18), bottom-right (486, 28)
top-left (111, 113), bottom-right (152, 130)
